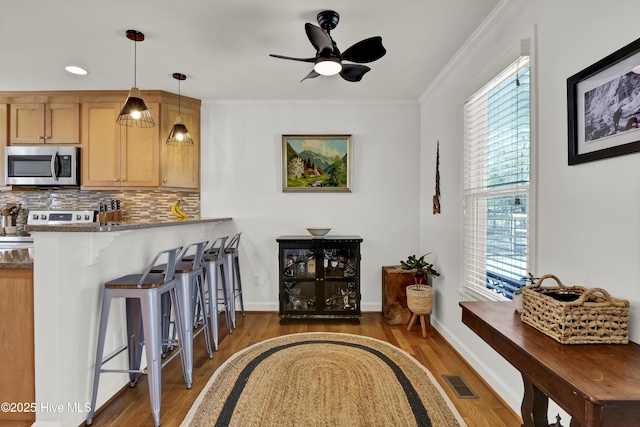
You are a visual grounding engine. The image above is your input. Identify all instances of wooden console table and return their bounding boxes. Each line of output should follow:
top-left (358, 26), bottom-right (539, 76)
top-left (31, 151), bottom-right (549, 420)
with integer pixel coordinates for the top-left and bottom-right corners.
top-left (460, 301), bottom-right (640, 427)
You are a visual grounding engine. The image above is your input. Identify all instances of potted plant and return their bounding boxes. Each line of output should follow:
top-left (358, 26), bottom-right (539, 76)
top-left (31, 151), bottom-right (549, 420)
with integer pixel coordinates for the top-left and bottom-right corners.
top-left (400, 253), bottom-right (440, 285)
top-left (513, 288), bottom-right (524, 313)
top-left (400, 253), bottom-right (440, 336)
top-left (514, 273), bottom-right (539, 313)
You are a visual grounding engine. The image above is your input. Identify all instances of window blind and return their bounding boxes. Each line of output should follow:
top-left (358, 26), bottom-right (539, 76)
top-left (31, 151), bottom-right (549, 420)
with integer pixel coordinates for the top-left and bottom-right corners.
top-left (462, 56), bottom-right (531, 298)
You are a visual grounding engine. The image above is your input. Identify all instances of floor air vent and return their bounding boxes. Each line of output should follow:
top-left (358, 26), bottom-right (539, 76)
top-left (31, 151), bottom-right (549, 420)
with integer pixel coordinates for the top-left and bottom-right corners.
top-left (442, 375), bottom-right (479, 399)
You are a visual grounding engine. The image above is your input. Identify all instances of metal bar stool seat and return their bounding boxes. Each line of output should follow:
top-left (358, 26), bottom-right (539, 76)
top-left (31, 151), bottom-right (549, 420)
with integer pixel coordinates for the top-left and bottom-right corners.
top-left (86, 247), bottom-right (186, 427)
top-left (151, 241), bottom-right (213, 384)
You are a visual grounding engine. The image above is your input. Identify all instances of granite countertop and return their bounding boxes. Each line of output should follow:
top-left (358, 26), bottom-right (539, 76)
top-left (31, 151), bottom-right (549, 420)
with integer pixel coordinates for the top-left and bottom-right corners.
top-left (0, 247), bottom-right (33, 269)
top-left (1, 217), bottom-right (232, 269)
top-left (25, 216), bottom-right (232, 233)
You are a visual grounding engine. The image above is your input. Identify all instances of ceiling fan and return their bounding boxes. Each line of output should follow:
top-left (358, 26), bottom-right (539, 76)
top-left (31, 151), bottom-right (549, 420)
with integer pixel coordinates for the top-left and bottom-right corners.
top-left (270, 10), bottom-right (386, 82)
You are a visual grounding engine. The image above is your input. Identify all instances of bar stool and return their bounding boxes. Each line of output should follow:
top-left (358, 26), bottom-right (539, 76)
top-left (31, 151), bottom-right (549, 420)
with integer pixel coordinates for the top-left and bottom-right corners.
top-left (152, 241), bottom-right (213, 386)
top-left (86, 247), bottom-right (186, 427)
top-left (200, 236), bottom-right (232, 350)
top-left (224, 232), bottom-right (245, 329)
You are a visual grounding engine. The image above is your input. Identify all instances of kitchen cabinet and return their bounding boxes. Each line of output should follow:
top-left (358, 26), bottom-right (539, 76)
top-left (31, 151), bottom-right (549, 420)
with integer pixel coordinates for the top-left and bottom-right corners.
top-left (0, 268), bottom-right (35, 424)
top-left (9, 101), bottom-right (80, 144)
top-left (0, 103), bottom-right (9, 190)
top-left (277, 235), bottom-right (362, 324)
top-left (0, 90), bottom-right (200, 190)
top-left (161, 102), bottom-right (200, 189)
top-left (82, 102), bottom-right (160, 188)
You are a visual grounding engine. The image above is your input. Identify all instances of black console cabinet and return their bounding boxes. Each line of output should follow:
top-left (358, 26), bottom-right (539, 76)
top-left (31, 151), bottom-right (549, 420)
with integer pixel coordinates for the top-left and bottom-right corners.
top-left (277, 235), bottom-right (363, 324)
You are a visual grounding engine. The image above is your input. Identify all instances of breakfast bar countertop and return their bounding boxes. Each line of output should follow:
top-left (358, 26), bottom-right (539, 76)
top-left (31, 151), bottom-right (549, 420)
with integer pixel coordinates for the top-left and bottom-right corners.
top-left (25, 216), bottom-right (232, 233)
top-left (0, 217), bottom-right (232, 269)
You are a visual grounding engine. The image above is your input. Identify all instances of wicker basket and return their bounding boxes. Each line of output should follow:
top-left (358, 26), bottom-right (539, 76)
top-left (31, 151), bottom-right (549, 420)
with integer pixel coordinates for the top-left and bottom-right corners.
top-left (521, 274), bottom-right (629, 344)
top-left (406, 285), bottom-right (433, 315)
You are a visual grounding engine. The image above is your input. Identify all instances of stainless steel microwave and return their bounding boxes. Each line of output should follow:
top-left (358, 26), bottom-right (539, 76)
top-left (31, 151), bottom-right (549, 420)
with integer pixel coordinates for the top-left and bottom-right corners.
top-left (5, 146), bottom-right (80, 186)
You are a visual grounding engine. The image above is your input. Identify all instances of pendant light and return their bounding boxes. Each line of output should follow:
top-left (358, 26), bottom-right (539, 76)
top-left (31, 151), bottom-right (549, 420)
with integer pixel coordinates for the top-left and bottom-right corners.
top-left (116, 29), bottom-right (155, 128)
top-left (166, 73), bottom-right (194, 146)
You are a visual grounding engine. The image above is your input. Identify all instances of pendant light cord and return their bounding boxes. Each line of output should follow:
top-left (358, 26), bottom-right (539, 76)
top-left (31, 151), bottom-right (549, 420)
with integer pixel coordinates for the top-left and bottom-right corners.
top-left (133, 33), bottom-right (137, 87)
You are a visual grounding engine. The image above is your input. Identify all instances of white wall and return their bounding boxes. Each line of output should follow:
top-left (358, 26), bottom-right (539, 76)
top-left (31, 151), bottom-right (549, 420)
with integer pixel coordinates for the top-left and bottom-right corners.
top-left (420, 0), bottom-right (640, 418)
top-left (199, 101), bottom-right (421, 312)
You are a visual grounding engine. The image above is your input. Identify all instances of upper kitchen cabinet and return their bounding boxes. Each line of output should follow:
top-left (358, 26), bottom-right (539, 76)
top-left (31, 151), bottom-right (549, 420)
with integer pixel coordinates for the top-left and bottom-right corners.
top-left (9, 100), bottom-right (80, 144)
top-left (82, 101), bottom-right (160, 188)
top-left (0, 104), bottom-right (9, 190)
top-left (161, 98), bottom-right (200, 189)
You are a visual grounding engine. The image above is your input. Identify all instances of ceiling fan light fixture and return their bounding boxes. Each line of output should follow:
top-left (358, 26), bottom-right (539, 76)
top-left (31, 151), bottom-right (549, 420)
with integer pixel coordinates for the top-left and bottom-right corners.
top-left (117, 29), bottom-right (154, 128)
top-left (314, 58), bottom-right (342, 76)
top-left (166, 73), bottom-right (195, 146)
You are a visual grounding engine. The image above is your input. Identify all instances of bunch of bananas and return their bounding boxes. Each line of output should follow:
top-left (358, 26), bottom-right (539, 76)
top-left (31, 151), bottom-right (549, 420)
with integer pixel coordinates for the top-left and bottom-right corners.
top-left (171, 199), bottom-right (189, 220)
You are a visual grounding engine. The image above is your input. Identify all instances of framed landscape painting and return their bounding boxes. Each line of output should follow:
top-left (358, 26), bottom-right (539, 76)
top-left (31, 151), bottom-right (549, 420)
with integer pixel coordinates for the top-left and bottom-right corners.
top-left (282, 134), bottom-right (352, 192)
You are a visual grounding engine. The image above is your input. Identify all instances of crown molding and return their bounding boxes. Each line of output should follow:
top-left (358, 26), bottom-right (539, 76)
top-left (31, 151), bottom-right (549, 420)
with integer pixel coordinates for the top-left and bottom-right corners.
top-left (419, 0), bottom-right (517, 103)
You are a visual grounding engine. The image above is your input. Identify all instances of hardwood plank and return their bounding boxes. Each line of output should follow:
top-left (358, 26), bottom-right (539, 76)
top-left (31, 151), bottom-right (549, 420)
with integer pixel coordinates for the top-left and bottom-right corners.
top-left (84, 312), bottom-right (522, 427)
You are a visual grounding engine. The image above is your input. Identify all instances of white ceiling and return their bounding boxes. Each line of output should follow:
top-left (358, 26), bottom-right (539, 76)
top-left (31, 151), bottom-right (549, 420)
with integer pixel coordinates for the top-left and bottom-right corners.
top-left (0, 0), bottom-right (500, 101)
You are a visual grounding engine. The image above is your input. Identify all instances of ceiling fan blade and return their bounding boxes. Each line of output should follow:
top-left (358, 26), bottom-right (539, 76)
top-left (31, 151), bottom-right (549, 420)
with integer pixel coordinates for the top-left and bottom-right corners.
top-left (301, 69), bottom-right (321, 82)
top-left (340, 64), bottom-right (371, 82)
top-left (305, 23), bottom-right (333, 54)
top-left (269, 54), bottom-right (316, 63)
top-left (341, 36), bottom-right (386, 63)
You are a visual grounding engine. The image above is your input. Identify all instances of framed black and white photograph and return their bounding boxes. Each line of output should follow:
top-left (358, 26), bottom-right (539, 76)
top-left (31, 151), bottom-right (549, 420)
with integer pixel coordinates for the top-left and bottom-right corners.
top-left (567, 37), bottom-right (640, 165)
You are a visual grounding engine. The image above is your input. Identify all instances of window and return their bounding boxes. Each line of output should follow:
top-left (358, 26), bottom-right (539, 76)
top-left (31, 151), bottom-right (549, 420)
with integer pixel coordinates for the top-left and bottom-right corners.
top-left (462, 55), bottom-right (532, 300)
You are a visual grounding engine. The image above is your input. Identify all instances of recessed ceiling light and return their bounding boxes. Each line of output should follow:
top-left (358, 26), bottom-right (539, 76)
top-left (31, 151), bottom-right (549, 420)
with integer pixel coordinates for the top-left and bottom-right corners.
top-left (65, 65), bottom-right (88, 75)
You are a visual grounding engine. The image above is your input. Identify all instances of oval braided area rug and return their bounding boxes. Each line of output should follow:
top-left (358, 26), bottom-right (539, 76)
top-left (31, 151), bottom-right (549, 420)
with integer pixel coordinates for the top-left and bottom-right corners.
top-left (181, 332), bottom-right (467, 427)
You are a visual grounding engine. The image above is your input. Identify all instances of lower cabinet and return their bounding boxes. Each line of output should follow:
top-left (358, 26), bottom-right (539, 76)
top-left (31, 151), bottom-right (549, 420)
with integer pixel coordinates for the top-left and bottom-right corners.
top-left (277, 235), bottom-right (362, 324)
top-left (0, 268), bottom-right (35, 424)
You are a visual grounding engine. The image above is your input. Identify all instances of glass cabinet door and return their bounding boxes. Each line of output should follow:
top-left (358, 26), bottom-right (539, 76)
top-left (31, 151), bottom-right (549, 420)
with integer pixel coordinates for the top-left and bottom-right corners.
top-left (281, 246), bottom-right (316, 312)
top-left (322, 248), bottom-right (358, 279)
top-left (323, 281), bottom-right (358, 312)
top-left (282, 247), bottom-right (315, 279)
top-left (283, 280), bottom-right (316, 312)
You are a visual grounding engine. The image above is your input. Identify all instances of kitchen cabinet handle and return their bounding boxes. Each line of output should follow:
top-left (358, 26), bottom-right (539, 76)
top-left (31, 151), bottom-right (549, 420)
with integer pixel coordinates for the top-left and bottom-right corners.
top-left (113, 179), bottom-right (119, 182)
top-left (37, 135), bottom-right (44, 139)
top-left (163, 179), bottom-right (167, 183)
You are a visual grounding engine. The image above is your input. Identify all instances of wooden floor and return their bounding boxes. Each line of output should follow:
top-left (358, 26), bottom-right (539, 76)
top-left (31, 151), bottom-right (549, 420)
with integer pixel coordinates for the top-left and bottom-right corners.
top-left (84, 312), bottom-right (522, 427)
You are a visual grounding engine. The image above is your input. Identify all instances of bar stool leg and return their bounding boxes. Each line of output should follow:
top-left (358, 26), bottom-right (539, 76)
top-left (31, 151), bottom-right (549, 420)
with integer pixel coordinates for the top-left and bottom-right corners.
top-left (233, 255), bottom-right (245, 317)
top-left (125, 298), bottom-right (144, 386)
top-left (191, 272), bottom-right (213, 358)
top-left (140, 291), bottom-right (163, 427)
top-left (86, 290), bottom-right (112, 426)
top-left (225, 251), bottom-right (236, 329)
top-left (174, 273), bottom-right (194, 387)
top-left (204, 261), bottom-right (232, 350)
top-left (160, 293), bottom-right (172, 356)
top-left (219, 262), bottom-right (233, 334)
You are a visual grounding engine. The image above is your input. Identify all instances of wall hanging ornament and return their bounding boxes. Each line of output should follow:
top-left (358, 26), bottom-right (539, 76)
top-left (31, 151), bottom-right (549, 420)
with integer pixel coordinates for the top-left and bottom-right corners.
top-left (433, 140), bottom-right (441, 214)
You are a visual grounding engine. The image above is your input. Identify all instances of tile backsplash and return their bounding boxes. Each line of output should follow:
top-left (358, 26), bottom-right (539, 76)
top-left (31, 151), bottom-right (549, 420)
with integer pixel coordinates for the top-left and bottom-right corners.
top-left (1, 188), bottom-right (199, 233)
